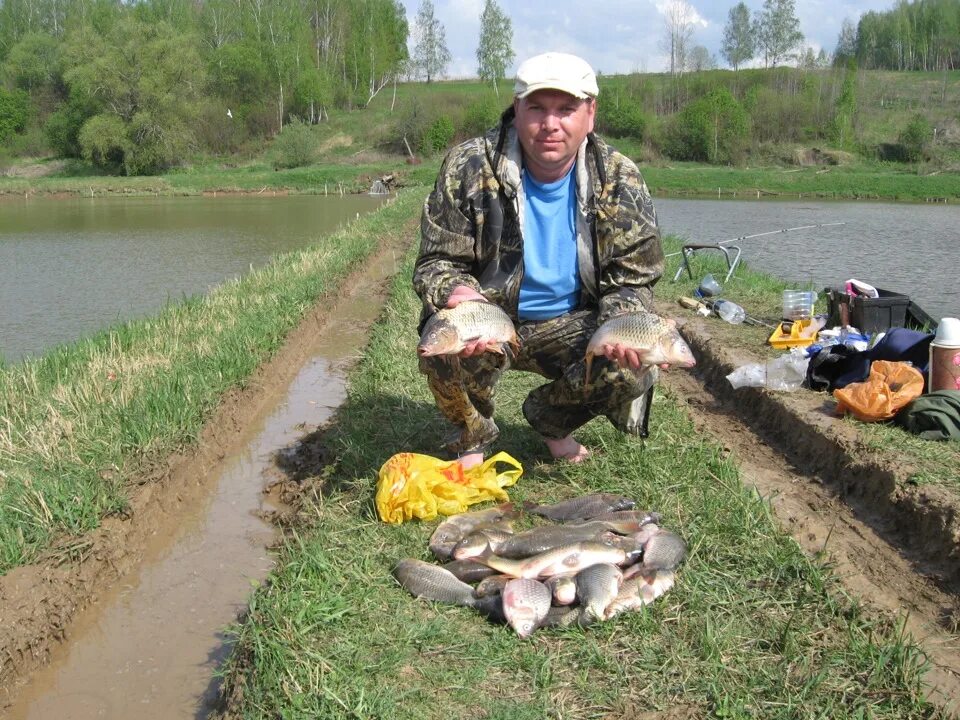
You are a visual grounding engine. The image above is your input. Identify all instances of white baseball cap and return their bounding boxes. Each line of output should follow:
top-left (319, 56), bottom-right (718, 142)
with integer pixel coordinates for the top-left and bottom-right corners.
top-left (513, 52), bottom-right (599, 100)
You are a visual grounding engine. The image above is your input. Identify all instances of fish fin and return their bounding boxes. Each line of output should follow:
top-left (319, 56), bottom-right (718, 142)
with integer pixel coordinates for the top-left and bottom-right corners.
top-left (487, 344), bottom-right (506, 355)
top-left (584, 352), bottom-right (594, 390)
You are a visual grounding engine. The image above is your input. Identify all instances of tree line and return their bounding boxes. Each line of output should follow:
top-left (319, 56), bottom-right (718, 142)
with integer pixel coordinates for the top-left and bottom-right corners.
top-left (835, 0), bottom-right (960, 71)
top-left (0, 0), bottom-right (513, 173)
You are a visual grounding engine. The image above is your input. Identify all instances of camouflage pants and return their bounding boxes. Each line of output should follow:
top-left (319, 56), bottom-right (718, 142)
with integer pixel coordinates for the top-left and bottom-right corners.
top-left (418, 308), bottom-right (658, 456)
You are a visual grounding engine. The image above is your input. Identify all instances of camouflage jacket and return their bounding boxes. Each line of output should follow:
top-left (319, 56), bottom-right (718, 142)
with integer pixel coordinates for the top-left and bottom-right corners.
top-left (413, 108), bottom-right (664, 326)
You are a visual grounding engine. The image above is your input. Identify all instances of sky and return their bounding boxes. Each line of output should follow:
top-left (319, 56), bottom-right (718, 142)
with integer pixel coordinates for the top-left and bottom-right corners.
top-left (398, 0), bottom-right (898, 78)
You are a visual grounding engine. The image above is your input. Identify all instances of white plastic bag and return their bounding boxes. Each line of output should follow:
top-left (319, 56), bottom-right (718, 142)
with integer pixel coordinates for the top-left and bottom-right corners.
top-left (726, 351), bottom-right (810, 392)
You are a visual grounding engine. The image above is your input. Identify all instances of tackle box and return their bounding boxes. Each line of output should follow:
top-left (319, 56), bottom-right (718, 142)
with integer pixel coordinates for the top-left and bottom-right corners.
top-left (826, 287), bottom-right (910, 335)
top-left (768, 318), bottom-right (818, 349)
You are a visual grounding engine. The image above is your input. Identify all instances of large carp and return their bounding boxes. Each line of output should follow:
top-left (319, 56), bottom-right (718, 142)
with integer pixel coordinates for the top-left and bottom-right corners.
top-left (585, 311), bottom-right (696, 382)
top-left (417, 301), bottom-right (519, 357)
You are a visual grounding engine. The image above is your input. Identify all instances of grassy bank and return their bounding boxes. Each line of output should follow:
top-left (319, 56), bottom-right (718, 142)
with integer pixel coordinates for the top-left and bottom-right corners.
top-left (0, 189), bottom-right (422, 573)
top-left (3, 155), bottom-right (957, 203)
top-left (217, 241), bottom-right (935, 719)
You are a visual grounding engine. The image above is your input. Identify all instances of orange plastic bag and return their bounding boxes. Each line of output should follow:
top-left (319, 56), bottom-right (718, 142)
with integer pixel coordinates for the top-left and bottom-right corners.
top-left (375, 451), bottom-right (523, 524)
top-left (833, 360), bottom-right (924, 422)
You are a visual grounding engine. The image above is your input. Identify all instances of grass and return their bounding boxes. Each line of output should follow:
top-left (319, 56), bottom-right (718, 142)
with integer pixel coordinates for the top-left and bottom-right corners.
top-left (0, 189), bottom-right (423, 573)
top-left (217, 238), bottom-right (938, 719)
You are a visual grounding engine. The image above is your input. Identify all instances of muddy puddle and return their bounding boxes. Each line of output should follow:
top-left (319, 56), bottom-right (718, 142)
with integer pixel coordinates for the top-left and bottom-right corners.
top-left (4, 248), bottom-right (401, 719)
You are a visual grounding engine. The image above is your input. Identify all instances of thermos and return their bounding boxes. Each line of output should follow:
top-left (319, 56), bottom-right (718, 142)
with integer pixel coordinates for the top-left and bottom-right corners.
top-left (928, 317), bottom-right (960, 392)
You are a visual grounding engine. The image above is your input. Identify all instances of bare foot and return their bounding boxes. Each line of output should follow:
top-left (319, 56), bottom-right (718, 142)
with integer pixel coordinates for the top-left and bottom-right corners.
top-left (459, 452), bottom-right (485, 471)
top-left (543, 435), bottom-right (590, 463)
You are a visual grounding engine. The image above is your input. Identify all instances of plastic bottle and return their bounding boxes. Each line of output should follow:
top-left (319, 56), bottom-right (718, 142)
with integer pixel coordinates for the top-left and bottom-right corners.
top-left (713, 299), bottom-right (746, 324)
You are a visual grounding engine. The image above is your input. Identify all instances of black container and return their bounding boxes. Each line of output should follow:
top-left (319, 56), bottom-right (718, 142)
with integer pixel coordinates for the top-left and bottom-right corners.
top-left (826, 287), bottom-right (911, 334)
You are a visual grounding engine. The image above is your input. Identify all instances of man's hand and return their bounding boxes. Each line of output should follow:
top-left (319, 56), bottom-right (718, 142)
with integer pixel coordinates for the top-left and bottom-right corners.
top-left (601, 343), bottom-right (670, 371)
top-left (445, 285), bottom-right (487, 308)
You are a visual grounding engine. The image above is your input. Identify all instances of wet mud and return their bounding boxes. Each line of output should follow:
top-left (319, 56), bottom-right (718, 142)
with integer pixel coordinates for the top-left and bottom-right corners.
top-left (0, 239), bottom-right (406, 718)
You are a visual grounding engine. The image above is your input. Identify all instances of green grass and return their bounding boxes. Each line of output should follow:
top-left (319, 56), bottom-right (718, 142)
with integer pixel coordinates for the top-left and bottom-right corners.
top-left (642, 163), bottom-right (960, 201)
top-left (218, 240), bottom-right (938, 719)
top-left (0, 189), bottom-right (424, 573)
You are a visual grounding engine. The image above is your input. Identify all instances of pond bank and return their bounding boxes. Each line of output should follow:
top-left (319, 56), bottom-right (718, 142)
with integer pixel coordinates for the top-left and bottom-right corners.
top-left (2, 157), bottom-right (958, 203)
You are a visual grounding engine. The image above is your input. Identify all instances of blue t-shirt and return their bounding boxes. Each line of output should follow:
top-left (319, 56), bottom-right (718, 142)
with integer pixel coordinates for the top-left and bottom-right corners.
top-left (518, 168), bottom-right (580, 321)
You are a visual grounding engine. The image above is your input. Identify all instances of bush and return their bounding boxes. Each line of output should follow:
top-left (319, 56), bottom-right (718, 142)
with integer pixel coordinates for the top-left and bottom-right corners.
top-left (597, 93), bottom-right (649, 141)
top-left (271, 117), bottom-right (318, 169)
top-left (462, 98), bottom-right (503, 138)
top-left (898, 114), bottom-right (932, 163)
top-left (78, 114), bottom-right (128, 170)
top-left (424, 115), bottom-right (455, 154)
top-left (0, 88), bottom-right (31, 144)
top-left (664, 88), bottom-right (748, 165)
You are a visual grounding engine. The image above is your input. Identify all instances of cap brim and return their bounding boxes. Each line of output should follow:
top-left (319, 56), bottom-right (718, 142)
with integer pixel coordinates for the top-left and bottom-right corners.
top-left (515, 82), bottom-right (592, 99)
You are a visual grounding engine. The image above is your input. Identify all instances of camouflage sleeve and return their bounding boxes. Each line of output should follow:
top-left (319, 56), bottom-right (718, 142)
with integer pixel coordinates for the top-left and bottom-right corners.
top-left (413, 146), bottom-right (483, 315)
top-left (596, 154), bottom-right (665, 323)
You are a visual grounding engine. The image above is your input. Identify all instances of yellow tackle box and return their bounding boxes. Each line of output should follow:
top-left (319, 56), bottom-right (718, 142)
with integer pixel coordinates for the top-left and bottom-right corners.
top-left (768, 318), bottom-right (818, 349)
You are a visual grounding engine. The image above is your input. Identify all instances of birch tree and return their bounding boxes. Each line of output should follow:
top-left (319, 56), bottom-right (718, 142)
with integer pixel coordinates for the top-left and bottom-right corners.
top-left (721, 2), bottom-right (754, 71)
top-left (413, 0), bottom-right (450, 82)
top-left (476, 0), bottom-right (513, 98)
top-left (754, 0), bottom-right (804, 68)
top-left (659, 0), bottom-right (697, 76)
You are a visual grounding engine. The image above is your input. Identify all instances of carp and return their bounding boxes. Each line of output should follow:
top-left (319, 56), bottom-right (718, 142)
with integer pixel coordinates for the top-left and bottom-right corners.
top-left (585, 311), bottom-right (696, 382)
top-left (417, 301), bottom-right (519, 357)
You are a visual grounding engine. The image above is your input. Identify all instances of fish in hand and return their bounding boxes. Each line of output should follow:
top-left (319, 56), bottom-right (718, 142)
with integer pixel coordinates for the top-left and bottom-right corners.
top-left (417, 301), bottom-right (519, 357)
top-left (584, 311), bottom-right (696, 382)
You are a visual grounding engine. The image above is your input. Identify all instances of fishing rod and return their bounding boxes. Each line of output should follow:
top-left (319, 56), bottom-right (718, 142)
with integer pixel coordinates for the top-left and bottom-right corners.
top-left (663, 222), bottom-right (847, 258)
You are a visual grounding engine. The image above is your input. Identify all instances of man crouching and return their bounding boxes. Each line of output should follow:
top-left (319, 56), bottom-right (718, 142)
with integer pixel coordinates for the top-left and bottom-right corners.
top-left (413, 51), bottom-right (669, 469)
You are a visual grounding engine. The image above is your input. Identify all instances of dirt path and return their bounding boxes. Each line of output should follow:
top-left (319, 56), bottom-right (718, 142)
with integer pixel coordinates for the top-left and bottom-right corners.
top-left (0, 229), bottom-right (411, 712)
top-left (661, 310), bottom-right (960, 715)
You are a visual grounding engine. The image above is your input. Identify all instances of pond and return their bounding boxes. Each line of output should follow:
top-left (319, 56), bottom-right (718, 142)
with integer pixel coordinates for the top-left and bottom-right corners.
top-left (0, 194), bottom-right (388, 363)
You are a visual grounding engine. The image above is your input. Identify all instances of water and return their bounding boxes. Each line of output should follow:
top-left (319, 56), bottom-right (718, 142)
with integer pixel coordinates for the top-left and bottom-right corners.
top-left (0, 194), bottom-right (387, 363)
top-left (1, 195), bottom-right (957, 366)
top-left (655, 198), bottom-right (960, 322)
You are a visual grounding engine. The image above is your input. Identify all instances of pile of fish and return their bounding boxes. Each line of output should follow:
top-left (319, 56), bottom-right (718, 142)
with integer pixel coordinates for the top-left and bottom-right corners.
top-left (392, 492), bottom-right (686, 638)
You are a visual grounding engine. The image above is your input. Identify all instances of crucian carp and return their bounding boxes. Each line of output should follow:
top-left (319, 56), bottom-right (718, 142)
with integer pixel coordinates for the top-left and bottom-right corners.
top-left (584, 311), bottom-right (696, 383)
top-left (417, 301), bottom-right (519, 357)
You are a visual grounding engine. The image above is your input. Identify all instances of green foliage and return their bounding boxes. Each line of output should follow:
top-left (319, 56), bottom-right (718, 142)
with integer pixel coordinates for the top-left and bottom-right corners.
top-left (0, 88), bottom-right (30, 143)
top-left (755, 0), bottom-right (804, 67)
top-left (413, 0), bottom-right (451, 82)
top-left (424, 114), bottom-right (455, 153)
top-left (665, 88), bottom-right (749, 164)
top-left (4, 32), bottom-right (61, 91)
top-left (462, 97), bottom-right (503, 137)
top-left (63, 16), bottom-right (205, 174)
top-left (830, 60), bottom-right (858, 149)
top-left (292, 68), bottom-right (332, 123)
top-left (78, 114), bottom-right (128, 169)
top-left (45, 94), bottom-right (97, 158)
top-left (856, 0), bottom-right (960, 71)
top-left (476, 0), bottom-right (514, 97)
top-left (898, 113), bottom-right (933, 162)
top-left (721, 2), bottom-right (755, 70)
top-left (597, 91), bottom-right (649, 141)
top-left (271, 118), bottom-right (319, 169)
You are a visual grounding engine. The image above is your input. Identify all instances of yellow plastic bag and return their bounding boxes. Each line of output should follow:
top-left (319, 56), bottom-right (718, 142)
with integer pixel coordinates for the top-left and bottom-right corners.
top-left (375, 451), bottom-right (523, 524)
top-left (833, 360), bottom-right (924, 422)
